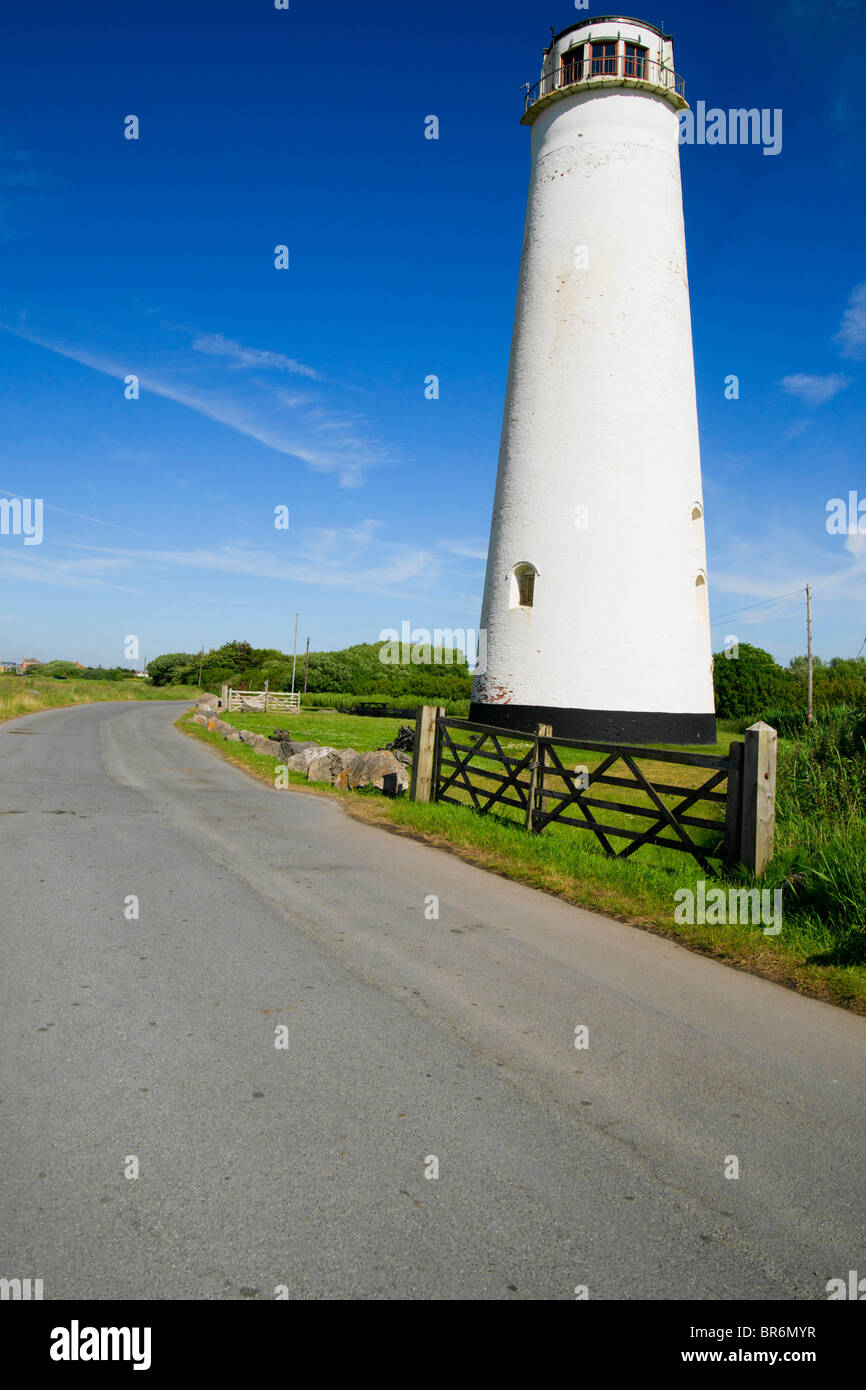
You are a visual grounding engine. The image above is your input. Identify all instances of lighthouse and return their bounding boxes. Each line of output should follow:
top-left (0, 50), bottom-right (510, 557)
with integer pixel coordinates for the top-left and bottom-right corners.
top-left (471, 16), bottom-right (716, 743)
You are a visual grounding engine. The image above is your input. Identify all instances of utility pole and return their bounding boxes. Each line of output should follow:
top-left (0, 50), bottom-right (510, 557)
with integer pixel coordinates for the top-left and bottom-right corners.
top-left (197, 642), bottom-right (205, 690)
top-left (290, 613), bottom-right (299, 697)
top-left (303, 636), bottom-right (310, 695)
top-left (806, 584), bottom-right (813, 726)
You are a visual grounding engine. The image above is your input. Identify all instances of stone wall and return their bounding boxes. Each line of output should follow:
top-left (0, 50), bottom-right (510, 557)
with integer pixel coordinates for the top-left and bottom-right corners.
top-left (192, 695), bottom-right (409, 795)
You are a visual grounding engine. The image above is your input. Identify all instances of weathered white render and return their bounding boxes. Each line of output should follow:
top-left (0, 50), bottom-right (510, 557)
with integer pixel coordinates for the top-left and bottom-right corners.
top-left (472, 16), bottom-right (716, 742)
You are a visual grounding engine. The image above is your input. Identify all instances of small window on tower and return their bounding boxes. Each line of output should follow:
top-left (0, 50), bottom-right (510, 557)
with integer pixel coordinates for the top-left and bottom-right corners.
top-left (695, 571), bottom-right (709, 623)
top-left (691, 502), bottom-right (703, 522)
top-left (623, 43), bottom-right (648, 79)
top-left (509, 563), bottom-right (537, 609)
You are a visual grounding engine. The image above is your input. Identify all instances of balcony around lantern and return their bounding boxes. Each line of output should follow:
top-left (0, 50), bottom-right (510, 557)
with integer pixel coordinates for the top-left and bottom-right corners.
top-left (522, 52), bottom-right (687, 121)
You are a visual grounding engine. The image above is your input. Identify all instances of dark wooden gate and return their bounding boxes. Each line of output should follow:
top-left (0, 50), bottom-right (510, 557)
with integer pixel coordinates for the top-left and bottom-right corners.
top-left (432, 716), bottom-right (744, 874)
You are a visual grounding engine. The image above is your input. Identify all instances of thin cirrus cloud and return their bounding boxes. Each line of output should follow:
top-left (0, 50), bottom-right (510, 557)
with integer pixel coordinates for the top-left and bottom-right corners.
top-left (780, 372), bottom-right (851, 407)
top-left (0, 548), bottom-right (141, 594)
top-left (438, 538), bottom-right (489, 561)
top-left (192, 332), bottom-right (322, 380)
top-left (834, 281), bottom-right (866, 359)
top-left (59, 534), bottom-right (437, 598)
top-left (1, 323), bottom-right (395, 488)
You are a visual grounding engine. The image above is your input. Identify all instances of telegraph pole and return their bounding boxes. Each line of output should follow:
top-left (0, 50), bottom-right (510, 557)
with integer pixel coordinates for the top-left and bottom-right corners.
top-left (303, 636), bottom-right (310, 695)
top-left (290, 613), bottom-right (299, 697)
top-left (197, 642), bottom-right (205, 691)
top-left (806, 584), bottom-right (813, 726)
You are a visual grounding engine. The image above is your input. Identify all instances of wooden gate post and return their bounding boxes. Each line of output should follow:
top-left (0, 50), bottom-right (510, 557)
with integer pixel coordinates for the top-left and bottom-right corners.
top-left (263, 679), bottom-right (270, 712)
top-left (723, 740), bottom-right (743, 865)
top-left (740, 722), bottom-right (777, 876)
top-left (525, 723), bottom-right (553, 832)
top-left (220, 683), bottom-right (229, 711)
top-left (410, 706), bottom-right (443, 803)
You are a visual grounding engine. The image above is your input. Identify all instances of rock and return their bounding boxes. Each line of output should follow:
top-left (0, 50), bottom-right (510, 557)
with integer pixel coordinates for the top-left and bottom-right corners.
top-left (282, 745), bottom-right (333, 773)
top-left (225, 730), bottom-right (241, 742)
top-left (238, 730), bottom-right (257, 745)
top-left (391, 749), bottom-right (412, 766)
top-left (213, 719), bottom-right (235, 736)
top-left (307, 752), bottom-right (343, 783)
top-left (194, 713), bottom-right (208, 726)
top-left (251, 735), bottom-right (282, 756)
top-left (348, 750), bottom-right (410, 793)
top-left (277, 739), bottom-right (319, 761)
top-left (271, 730), bottom-right (313, 744)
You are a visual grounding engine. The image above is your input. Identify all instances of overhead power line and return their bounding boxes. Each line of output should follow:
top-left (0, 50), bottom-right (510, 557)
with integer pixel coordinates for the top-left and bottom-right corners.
top-left (711, 588), bottom-right (803, 624)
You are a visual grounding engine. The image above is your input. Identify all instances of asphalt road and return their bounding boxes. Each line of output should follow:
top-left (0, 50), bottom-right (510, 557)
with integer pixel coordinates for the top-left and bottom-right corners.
top-left (1, 700), bottom-right (863, 1301)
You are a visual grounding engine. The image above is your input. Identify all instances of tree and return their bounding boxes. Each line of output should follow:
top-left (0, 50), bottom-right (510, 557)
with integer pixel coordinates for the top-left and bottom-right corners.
top-left (146, 653), bottom-right (195, 687)
top-left (713, 643), bottom-right (793, 720)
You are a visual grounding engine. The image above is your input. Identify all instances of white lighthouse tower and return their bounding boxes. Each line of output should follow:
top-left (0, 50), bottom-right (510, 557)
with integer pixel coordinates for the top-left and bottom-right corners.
top-left (471, 16), bottom-right (716, 742)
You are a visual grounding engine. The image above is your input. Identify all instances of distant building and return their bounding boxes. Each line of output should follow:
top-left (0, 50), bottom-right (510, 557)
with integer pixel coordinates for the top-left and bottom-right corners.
top-left (20, 658), bottom-right (42, 671)
top-left (0, 660), bottom-right (19, 673)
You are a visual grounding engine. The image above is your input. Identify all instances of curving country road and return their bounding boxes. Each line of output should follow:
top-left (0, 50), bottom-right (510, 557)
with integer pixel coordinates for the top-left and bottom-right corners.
top-left (1, 700), bottom-right (863, 1301)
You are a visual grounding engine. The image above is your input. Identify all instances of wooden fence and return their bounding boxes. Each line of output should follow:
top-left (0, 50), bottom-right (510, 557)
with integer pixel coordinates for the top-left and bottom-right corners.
top-left (222, 685), bottom-right (301, 714)
top-left (409, 708), bottom-right (777, 876)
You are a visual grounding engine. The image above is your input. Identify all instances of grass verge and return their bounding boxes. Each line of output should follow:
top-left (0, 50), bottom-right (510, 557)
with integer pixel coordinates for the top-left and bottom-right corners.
top-left (0, 675), bottom-right (196, 724)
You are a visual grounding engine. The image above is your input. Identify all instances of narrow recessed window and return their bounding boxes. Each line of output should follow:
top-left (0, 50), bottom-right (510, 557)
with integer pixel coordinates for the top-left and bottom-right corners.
top-left (562, 45), bottom-right (585, 85)
top-left (695, 571), bottom-right (709, 622)
top-left (509, 563), bottom-right (537, 609)
top-left (591, 40), bottom-right (618, 76)
top-left (623, 43), bottom-right (648, 79)
top-left (690, 501), bottom-right (703, 522)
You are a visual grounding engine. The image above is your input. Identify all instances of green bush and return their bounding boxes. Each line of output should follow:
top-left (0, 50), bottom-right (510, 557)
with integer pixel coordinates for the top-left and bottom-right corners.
top-left (147, 652), bottom-right (196, 687)
top-left (712, 644), bottom-right (793, 719)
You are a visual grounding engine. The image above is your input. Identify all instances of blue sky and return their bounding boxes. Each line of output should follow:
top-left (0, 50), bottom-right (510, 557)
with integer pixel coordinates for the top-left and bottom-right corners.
top-left (1, 0), bottom-right (864, 668)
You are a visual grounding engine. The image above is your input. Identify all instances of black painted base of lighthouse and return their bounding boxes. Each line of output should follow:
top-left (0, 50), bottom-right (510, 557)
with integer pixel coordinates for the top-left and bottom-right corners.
top-left (468, 702), bottom-right (717, 745)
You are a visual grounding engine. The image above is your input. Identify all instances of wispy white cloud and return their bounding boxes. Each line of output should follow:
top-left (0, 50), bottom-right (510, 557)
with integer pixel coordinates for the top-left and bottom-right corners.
top-left (780, 372), bottom-right (851, 406)
top-left (438, 538), bottom-right (489, 561)
top-left (192, 332), bottom-right (321, 380)
top-left (710, 523), bottom-right (866, 623)
top-left (0, 489), bottom-right (160, 540)
top-left (782, 418), bottom-right (814, 441)
top-left (58, 533), bottom-right (433, 597)
top-left (0, 549), bottom-right (141, 593)
top-left (835, 281), bottom-right (866, 359)
top-left (1, 323), bottom-right (397, 488)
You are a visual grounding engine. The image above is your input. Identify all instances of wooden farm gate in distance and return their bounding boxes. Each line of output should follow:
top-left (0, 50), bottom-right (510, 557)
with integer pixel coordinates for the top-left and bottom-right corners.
top-left (222, 684), bottom-right (301, 714)
top-left (409, 709), bottom-right (777, 876)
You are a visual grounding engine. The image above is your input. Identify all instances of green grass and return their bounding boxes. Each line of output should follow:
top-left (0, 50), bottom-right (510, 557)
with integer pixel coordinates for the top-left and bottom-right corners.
top-left (181, 706), bottom-right (866, 1013)
top-left (221, 707), bottom-right (406, 753)
top-left (0, 674), bottom-right (195, 723)
top-left (298, 692), bottom-right (471, 716)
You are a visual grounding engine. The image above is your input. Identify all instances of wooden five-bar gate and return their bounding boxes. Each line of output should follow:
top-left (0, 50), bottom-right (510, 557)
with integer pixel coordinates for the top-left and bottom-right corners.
top-left (221, 684), bottom-right (301, 714)
top-left (409, 709), bottom-right (777, 876)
